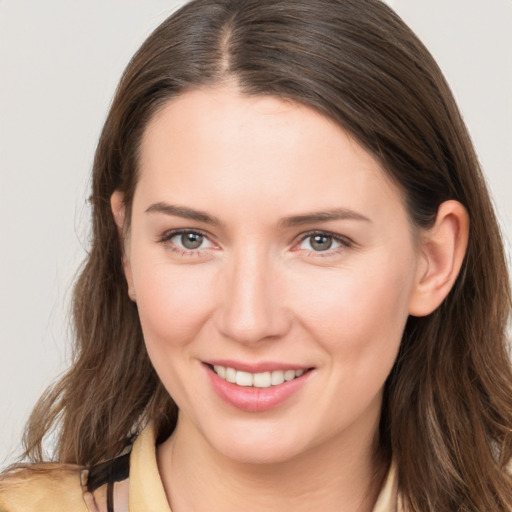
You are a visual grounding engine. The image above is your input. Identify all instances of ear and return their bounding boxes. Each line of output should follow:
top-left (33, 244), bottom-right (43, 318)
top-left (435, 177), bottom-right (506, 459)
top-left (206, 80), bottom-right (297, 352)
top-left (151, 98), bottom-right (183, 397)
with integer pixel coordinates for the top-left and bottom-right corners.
top-left (408, 200), bottom-right (469, 317)
top-left (111, 190), bottom-right (136, 302)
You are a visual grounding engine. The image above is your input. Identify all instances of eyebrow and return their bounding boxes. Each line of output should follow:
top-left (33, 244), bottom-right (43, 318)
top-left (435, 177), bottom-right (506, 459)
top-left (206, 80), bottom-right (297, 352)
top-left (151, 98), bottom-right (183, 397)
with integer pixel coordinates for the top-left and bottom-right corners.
top-left (145, 202), bottom-right (223, 226)
top-left (278, 209), bottom-right (371, 227)
top-left (145, 202), bottom-right (370, 227)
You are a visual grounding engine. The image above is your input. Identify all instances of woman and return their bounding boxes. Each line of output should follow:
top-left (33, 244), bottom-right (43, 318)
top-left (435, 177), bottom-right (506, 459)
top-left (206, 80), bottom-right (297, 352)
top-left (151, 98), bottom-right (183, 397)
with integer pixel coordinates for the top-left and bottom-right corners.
top-left (1, 0), bottom-right (511, 511)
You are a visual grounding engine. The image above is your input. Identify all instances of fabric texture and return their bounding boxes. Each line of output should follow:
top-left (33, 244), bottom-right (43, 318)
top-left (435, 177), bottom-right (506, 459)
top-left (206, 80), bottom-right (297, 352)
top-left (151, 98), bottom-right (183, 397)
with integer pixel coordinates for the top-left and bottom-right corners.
top-left (0, 423), bottom-right (399, 511)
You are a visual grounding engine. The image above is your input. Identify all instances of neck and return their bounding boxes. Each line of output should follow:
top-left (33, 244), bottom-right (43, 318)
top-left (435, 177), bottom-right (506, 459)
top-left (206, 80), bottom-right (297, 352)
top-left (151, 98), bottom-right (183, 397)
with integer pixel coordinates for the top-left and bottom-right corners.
top-left (156, 415), bottom-right (387, 512)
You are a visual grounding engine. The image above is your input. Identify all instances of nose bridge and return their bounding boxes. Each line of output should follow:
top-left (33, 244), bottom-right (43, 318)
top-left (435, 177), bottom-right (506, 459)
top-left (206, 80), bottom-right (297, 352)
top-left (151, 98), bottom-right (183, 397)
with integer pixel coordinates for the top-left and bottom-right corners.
top-left (216, 243), bottom-right (289, 344)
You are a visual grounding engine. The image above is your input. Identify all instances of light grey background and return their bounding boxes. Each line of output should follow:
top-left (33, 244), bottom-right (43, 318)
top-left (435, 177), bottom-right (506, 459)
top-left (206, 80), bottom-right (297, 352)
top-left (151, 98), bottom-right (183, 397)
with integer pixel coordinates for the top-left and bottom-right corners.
top-left (1, 0), bottom-right (511, 467)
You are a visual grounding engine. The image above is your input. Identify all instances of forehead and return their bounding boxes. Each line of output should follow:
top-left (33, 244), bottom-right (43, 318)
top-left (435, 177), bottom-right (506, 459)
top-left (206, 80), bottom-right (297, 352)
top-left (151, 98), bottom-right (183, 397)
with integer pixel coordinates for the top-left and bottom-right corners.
top-left (140, 86), bottom-right (377, 171)
top-left (136, 86), bottom-right (406, 225)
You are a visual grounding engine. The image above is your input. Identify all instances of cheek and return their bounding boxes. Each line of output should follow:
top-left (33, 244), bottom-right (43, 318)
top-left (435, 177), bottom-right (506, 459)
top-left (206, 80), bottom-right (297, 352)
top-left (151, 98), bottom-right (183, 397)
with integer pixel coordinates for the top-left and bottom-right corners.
top-left (292, 253), bottom-right (415, 366)
top-left (293, 260), bottom-right (414, 427)
top-left (131, 255), bottom-right (216, 349)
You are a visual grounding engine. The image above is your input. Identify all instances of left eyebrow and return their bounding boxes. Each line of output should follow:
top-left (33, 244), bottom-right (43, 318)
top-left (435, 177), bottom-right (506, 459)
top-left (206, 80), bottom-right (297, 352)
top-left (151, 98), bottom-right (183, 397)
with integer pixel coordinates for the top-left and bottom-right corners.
top-left (278, 209), bottom-right (371, 228)
top-left (145, 202), bottom-right (223, 226)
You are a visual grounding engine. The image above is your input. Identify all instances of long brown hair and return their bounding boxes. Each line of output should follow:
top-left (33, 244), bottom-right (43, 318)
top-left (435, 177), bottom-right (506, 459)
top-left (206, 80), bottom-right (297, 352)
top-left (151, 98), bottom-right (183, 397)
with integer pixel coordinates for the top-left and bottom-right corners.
top-left (15, 1), bottom-right (512, 510)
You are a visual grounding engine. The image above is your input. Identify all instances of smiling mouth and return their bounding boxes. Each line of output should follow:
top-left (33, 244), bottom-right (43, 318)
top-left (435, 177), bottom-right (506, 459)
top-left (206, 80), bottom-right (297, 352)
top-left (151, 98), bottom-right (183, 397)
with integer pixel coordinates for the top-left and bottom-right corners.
top-left (208, 364), bottom-right (311, 388)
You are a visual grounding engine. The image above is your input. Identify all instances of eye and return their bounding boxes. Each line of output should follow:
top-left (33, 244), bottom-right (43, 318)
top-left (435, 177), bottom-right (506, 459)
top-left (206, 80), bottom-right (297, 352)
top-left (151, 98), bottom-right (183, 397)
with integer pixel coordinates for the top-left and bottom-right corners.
top-left (296, 231), bottom-right (351, 254)
top-left (160, 229), bottom-right (215, 253)
top-left (175, 231), bottom-right (205, 250)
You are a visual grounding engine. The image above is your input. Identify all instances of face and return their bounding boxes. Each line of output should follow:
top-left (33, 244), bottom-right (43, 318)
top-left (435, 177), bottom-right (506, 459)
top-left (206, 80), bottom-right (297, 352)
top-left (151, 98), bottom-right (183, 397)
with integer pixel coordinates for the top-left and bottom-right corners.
top-left (119, 87), bottom-right (424, 464)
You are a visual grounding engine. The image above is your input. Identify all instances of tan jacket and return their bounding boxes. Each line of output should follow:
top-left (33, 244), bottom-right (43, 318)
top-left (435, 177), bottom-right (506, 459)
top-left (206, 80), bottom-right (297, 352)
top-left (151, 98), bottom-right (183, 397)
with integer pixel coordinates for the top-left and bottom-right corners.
top-left (0, 424), bottom-right (399, 512)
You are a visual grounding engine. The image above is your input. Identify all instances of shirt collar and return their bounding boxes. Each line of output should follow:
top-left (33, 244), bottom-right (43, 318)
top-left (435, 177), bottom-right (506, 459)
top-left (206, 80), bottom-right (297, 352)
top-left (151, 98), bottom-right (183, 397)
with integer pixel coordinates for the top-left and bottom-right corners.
top-left (129, 423), bottom-right (399, 512)
top-left (372, 459), bottom-right (400, 512)
top-left (129, 423), bottom-right (171, 511)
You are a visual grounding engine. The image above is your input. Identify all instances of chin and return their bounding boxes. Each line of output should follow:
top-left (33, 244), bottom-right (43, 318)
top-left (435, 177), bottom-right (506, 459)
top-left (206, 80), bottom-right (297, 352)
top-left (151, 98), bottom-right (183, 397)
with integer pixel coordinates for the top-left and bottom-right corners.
top-left (205, 422), bottom-right (315, 465)
top-left (218, 440), bottom-right (301, 465)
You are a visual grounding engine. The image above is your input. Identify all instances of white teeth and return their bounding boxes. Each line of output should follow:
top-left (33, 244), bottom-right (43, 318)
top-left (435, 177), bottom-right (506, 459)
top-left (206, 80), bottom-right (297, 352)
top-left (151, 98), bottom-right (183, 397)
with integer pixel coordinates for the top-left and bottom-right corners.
top-left (235, 371), bottom-right (253, 387)
top-left (214, 365), bottom-right (226, 378)
top-left (226, 367), bottom-right (236, 383)
top-left (212, 365), bottom-right (306, 387)
top-left (253, 372), bottom-right (272, 388)
top-left (284, 370), bottom-right (296, 381)
top-left (271, 370), bottom-right (285, 386)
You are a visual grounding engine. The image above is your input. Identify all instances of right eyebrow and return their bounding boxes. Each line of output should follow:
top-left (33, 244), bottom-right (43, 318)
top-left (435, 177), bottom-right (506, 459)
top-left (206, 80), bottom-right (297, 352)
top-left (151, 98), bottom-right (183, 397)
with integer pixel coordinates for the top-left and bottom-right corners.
top-left (278, 208), bottom-right (371, 228)
top-left (145, 202), bottom-right (224, 227)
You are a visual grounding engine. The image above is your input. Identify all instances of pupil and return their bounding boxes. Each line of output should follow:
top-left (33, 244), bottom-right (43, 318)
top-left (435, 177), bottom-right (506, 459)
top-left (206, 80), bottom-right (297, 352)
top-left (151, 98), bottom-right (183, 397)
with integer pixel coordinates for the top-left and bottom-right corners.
top-left (182, 232), bottom-right (203, 249)
top-left (311, 235), bottom-right (332, 251)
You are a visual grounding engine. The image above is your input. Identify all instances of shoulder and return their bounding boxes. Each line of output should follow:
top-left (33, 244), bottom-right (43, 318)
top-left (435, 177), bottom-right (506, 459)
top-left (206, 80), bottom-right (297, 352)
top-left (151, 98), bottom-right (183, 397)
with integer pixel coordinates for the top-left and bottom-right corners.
top-left (0, 463), bottom-right (87, 512)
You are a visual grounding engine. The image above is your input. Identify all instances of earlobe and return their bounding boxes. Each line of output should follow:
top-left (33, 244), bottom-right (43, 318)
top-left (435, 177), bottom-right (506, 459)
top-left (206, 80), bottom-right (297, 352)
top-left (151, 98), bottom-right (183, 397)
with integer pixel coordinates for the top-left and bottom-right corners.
top-left (408, 200), bottom-right (469, 317)
top-left (110, 190), bottom-right (137, 302)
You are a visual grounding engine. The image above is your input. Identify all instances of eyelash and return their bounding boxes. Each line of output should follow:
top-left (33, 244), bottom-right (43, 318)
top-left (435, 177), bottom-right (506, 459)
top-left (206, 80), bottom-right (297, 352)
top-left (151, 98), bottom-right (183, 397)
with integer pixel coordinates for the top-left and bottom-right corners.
top-left (157, 229), bottom-right (353, 257)
top-left (295, 230), bottom-right (353, 257)
top-left (158, 228), bottom-right (213, 257)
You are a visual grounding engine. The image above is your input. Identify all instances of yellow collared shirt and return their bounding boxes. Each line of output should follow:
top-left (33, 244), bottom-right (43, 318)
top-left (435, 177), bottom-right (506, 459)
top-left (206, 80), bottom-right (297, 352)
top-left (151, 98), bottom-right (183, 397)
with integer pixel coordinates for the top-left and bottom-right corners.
top-left (0, 424), bottom-right (400, 512)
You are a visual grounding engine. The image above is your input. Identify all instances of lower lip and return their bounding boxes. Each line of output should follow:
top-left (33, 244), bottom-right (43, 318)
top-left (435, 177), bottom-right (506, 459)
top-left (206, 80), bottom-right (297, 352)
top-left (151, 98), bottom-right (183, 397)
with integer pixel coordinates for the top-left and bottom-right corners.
top-left (205, 365), bottom-right (312, 413)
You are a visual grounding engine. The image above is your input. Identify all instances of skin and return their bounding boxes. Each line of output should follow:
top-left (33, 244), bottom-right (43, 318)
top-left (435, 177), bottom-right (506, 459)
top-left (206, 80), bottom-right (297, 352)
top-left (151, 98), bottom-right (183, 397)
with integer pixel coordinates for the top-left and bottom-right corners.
top-left (112, 86), bottom-right (469, 512)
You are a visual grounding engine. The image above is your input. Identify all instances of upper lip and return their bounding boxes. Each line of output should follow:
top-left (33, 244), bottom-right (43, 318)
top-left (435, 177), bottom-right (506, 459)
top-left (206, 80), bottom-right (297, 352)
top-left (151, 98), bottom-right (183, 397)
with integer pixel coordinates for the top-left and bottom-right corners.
top-left (203, 359), bottom-right (313, 373)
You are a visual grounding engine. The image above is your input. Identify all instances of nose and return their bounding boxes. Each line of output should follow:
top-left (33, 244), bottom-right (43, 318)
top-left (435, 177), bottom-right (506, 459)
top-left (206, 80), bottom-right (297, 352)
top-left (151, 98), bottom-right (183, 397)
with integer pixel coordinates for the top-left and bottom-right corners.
top-left (215, 247), bottom-right (292, 345)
